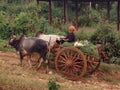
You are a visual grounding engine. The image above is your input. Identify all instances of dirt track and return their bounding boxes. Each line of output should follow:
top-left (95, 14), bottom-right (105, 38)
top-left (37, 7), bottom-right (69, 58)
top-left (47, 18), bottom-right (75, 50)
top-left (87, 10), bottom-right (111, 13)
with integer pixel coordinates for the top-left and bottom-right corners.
top-left (0, 51), bottom-right (120, 90)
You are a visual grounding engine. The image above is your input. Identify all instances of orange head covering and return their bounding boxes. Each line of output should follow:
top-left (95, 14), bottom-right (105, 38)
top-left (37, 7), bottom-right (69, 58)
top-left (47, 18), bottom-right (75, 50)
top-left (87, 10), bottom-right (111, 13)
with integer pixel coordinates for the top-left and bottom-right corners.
top-left (68, 25), bottom-right (76, 32)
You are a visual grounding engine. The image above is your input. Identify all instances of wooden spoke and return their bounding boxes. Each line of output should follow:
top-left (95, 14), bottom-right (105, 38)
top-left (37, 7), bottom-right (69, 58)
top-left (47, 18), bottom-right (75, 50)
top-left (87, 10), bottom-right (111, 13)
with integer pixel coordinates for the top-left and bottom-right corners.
top-left (71, 53), bottom-right (78, 60)
top-left (85, 54), bottom-right (100, 74)
top-left (61, 52), bottom-right (68, 59)
top-left (57, 60), bottom-right (66, 64)
top-left (55, 46), bottom-right (87, 81)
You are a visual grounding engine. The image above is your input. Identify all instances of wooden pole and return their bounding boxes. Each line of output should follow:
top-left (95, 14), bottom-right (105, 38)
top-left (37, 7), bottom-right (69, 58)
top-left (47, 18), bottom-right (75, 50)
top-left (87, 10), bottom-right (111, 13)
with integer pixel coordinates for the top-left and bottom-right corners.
top-left (117, 1), bottom-right (120, 31)
top-left (48, 0), bottom-right (52, 24)
top-left (36, 0), bottom-right (39, 5)
top-left (107, 1), bottom-right (110, 23)
top-left (75, 0), bottom-right (78, 30)
top-left (63, 0), bottom-right (66, 23)
top-left (64, 0), bottom-right (68, 23)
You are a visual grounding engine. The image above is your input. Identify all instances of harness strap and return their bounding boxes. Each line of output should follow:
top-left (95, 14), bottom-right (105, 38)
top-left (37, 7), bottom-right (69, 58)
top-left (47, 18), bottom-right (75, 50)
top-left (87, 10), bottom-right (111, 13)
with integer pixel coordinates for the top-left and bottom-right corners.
top-left (47, 37), bottom-right (51, 59)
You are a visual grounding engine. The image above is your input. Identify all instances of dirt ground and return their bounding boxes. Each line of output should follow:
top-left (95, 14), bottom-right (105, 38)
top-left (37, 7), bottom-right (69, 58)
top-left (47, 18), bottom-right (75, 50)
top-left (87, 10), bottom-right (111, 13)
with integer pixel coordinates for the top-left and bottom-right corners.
top-left (0, 51), bottom-right (120, 90)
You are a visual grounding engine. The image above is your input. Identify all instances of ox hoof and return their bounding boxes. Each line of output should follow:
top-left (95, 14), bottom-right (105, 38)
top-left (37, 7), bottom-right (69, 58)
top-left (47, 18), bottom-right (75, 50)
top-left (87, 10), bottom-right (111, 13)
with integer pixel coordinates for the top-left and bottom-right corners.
top-left (45, 60), bottom-right (48, 64)
top-left (36, 67), bottom-right (40, 71)
top-left (48, 71), bottom-right (53, 75)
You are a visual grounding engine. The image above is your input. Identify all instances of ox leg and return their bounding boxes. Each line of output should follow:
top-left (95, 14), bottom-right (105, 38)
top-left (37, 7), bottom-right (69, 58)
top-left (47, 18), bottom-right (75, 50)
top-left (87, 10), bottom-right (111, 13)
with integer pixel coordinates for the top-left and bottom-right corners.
top-left (45, 61), bottom-right (49, 74)
top-left (19, 51), bottom-right (23, 66)
top-left (37, 58), bottom-right (43, 70)
top-left (43, 55), bottom-right (49, 73)
top-left (28, 55), bottom-right (32, 68)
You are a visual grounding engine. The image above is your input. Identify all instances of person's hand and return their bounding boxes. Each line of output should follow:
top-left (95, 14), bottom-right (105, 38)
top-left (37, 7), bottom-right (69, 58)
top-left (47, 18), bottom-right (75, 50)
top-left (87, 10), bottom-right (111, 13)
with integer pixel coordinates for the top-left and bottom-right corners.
top-left (63, 39), bottom-right (68, 41)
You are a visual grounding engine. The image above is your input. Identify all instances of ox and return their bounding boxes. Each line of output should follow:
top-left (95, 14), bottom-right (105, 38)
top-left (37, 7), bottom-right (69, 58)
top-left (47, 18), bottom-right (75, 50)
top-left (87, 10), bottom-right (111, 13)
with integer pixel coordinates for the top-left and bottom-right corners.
top-left (8, 35), bottom-right (49, 71)
top-left (35, 31), bottom-right (65, 48)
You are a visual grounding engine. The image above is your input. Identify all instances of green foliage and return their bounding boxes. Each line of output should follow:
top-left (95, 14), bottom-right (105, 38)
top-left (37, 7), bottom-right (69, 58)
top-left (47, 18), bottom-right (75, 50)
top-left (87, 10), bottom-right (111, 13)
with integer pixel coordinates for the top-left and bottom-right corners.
top-left (91, 22), bottom-right (113, 44)
top-left (15, 12), bottom-right (30, 34)
top-left (0, 39), bottom-right (15, 52)
top-left (78, 8), bottom-right (99, 27)
top-left (52, 17), bottom-right (64, 30)
top-left (99, 63), bottom-right (120, 84)
top-left (90, 22), bottom-right (120, 64)
top-left (77, 42), bottom-right (98, 55)
top-left (110, 2), bottom-right (117, 22)
top-left (74, 30), bottom-right (92, 40)
top-left (78, 15), bottom-right (90, 26)
top-left (0, 11), bottom-right (7, 39)
top-left (0, 2), bottom-right (25, 14)
top-left (62, 42), bottom-right (74, 47)
top-left (100, 63), bottom-right (111, 73)
top-left (0, 1), bottom-right (42, 39)
top-left (89, 9), bottom-right (99, 26)
top-left (104, 34), bottom-right (120, 58)
top-left (0, 1), bottom-right (118, 40)
top-left (39, 2), bottom-right (48, 18)
top-left (48, 80), bottom-right (60, 90)
top-left (109, 57), bottom-right (120, 65)
top-left (62, 41), bottom-right (98, 55)
top-left (38, 17), bottom-right (49, 33)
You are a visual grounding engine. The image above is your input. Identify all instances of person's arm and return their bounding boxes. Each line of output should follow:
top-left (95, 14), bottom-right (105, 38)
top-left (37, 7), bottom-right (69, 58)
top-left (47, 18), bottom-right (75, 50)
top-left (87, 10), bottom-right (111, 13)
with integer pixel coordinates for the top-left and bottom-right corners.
top-left (67, 33), bottom-right (75, 42)
top-left (61, 33), bottom-right (69, 41)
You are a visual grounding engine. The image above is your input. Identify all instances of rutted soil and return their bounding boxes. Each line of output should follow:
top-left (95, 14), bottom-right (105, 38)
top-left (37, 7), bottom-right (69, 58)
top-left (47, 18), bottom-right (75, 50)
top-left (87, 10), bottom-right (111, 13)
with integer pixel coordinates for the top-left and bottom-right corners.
top-left (0, 51), bottom-right (120, 90)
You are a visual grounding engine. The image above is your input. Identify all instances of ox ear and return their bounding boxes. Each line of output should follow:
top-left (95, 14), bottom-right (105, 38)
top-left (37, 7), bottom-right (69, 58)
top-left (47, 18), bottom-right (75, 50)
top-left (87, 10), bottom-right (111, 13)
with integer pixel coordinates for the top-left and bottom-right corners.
top-left (10, 35), bottom-right (16, 39)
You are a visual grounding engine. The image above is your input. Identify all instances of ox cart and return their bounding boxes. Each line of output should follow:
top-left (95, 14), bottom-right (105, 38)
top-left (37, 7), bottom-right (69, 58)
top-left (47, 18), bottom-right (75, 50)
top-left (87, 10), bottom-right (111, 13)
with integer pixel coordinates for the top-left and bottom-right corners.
top-left (8, 35), bottom-right (105, 81)
top-left (53, 42), bottom-right (101, 81)
top-left (32, 42), bottom-right (106, 81)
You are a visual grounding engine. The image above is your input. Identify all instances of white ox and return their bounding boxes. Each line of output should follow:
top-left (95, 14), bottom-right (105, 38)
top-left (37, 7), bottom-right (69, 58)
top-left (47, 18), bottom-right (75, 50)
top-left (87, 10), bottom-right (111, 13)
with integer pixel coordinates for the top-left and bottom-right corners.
top-left (36, 34), bottom-right (65, 47)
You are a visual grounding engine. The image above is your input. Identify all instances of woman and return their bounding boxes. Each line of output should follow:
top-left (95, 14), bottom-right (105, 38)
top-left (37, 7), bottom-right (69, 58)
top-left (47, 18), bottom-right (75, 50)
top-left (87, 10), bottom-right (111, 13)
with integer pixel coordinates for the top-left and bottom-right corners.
top-left (59, 25), bottom-right (76, 43)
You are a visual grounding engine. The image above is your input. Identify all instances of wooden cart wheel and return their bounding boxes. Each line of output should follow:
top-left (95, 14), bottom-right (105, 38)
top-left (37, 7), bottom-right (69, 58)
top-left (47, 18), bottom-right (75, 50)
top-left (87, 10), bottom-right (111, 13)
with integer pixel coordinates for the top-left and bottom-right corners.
top-left (55, 46), bottom-right (87, 81)
top-left (84, 53), bottom-right (100, 75)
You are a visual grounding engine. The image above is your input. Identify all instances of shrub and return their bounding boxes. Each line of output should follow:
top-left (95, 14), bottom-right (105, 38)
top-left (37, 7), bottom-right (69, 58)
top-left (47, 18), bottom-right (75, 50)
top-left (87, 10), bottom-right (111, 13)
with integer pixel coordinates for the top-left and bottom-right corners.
top-left (110, 3), bottom-right (117, 22)
top-left (15, 12), bottom-right (30, 34)
top-left (78, 9), bottom-right (99, 27)
top-left (109, 57), bottom-right (120, 65)
top-left (90, 22), bottom-right (113, 44)
top-left (37, 17), bottom-right (49, 33)
top-left (0, 11), bottom-right (7, 39)
top-left (74, 30), bottom-right (92, 40)
top-left (48, 80), bottom-right (60, 90)
top-left (90, 22), bottom-right (120, 64)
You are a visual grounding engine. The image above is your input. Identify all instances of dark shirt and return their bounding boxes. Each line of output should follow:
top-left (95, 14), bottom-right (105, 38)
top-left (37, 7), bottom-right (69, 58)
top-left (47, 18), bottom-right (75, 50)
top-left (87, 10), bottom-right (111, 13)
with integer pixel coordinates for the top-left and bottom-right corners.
top-left (66, 33), bottom-right (75, 42)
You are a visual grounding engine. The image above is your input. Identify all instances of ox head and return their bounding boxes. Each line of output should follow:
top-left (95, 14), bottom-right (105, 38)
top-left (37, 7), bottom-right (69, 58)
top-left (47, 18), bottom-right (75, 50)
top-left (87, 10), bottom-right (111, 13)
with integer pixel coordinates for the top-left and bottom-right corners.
top-left (7, 34), bottom-right (26, 51)
top-left (35, 31), bottom-right (43, 37)
top-left (8, 35), bottom-right (17, 47)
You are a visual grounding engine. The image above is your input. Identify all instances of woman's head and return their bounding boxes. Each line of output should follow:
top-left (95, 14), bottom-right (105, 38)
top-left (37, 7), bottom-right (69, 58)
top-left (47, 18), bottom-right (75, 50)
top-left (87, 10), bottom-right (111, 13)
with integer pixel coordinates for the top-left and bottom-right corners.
top-left (68, 25), bottom-right (76, 32)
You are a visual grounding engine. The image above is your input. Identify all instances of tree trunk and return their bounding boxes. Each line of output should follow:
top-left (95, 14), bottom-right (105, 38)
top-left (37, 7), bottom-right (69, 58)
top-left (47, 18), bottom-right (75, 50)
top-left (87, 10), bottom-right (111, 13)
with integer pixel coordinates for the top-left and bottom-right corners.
top-left (65, 0), bottom-right (69, 23)
top-left (26, 0), bottom-right (31, 4)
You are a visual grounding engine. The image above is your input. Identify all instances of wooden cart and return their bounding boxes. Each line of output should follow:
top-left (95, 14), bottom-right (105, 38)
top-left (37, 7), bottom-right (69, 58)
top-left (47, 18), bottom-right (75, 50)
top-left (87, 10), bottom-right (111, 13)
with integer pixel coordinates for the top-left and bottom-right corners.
top-left (54, 45), bottom-right (100, 81)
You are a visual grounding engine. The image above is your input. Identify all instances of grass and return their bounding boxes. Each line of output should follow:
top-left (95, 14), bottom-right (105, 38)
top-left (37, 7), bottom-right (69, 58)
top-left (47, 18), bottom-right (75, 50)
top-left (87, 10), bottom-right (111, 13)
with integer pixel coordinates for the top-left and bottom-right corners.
top-left (0, 75), bottom-right (48, 90)
top-left (100, 62), bottom-right (120, 72)
top-left (99, 76), bottom-right (118, 84)
top-left (0, 56), bottom-right (120, 90)
top-left (0, 58), bottom-right (48, 90)
top-left (0, 55), bottom-right (105, 90)
top-left (0, 39), bottom-right (15, 52)
top-left (98, 62), bottom-right (120, 84)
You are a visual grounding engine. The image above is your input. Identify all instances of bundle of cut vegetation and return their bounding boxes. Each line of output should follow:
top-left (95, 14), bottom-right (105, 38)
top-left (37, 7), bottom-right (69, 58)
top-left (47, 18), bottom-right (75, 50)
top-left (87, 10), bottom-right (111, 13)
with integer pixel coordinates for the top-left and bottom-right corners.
top-left (62, 41), bottom-right (98, 56)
